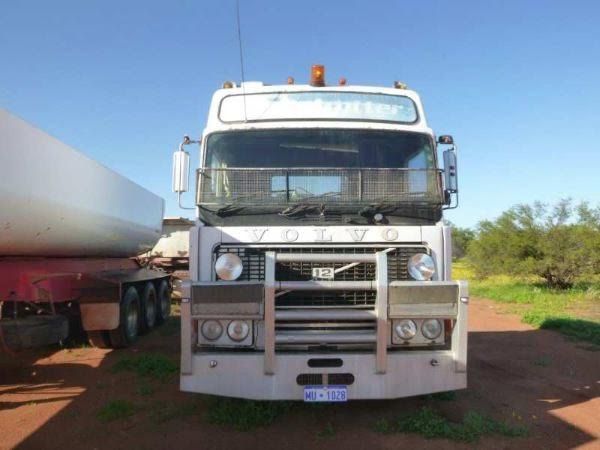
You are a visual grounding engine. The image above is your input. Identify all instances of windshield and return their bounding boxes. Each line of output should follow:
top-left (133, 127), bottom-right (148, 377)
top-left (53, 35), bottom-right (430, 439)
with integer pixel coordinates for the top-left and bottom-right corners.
top-left (205, 129), bottom-right (434, 169)
top-left (199, 129), bottom-right (441, 208)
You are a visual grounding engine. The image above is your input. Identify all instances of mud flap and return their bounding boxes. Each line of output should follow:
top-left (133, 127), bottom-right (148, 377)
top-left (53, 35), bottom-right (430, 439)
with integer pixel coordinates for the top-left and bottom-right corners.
top-left (80, 303), bottom-right (120, 331)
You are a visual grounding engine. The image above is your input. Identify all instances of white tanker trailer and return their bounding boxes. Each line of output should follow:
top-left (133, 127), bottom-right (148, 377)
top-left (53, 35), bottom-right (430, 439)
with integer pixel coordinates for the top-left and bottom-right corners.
top-left (0, 109), bottom-right (171, 350)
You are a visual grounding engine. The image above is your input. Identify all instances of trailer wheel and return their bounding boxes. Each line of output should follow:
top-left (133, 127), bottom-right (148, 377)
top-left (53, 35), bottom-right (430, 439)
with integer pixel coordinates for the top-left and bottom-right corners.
top-left (108, 287), bottom-right (140, 348)
top-left (156, 280), bottom-right (172, 324)
top-left (87, 330), bottom-right (111, 348)
top-left (140, 282), bottom-right (157, 333)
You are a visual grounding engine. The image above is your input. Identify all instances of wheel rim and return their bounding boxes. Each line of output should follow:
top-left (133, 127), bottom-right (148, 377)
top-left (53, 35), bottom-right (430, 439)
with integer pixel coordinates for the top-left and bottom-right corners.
top-left (126, 302), bottom-right (139, 339)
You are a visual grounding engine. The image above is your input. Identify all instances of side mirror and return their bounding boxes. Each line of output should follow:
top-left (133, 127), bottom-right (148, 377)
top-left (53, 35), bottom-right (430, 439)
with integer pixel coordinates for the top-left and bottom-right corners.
top-left (172, 149), bottom-right (190, 193)
top-left (438, 135), bottom-right (454, 145)
top-left (443, 148), bottom-right (458, 194)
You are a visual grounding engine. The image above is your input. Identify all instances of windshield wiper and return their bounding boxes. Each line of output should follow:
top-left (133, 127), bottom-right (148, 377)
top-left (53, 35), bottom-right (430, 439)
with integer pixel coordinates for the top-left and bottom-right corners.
top-left (358, 202), bottom-right (397, 217)
top-left (214, 204), bottom-right (245, 217)
top-left (359, 202), bottom-right (435, 221)
top-left (279, 204), bottom-right (318, 218)
top-left (207, 192), bottom-right (272, 216)
top-left (279, 192), bottom-right (341, 218)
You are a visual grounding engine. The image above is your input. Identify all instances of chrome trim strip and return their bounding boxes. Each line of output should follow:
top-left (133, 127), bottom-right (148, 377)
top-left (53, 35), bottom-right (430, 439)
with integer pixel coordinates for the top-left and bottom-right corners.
top-left (278, 280), bottom-right (373, 291)
top-left (264, 251), bottom-right (276, 375)
top-left (276, 309), bottom-right (377, 321)
top-left (375, 251), bottom-right (388, 374)
top-left (452, 280), bottom-right (469, 373)
top-left (275, 253), bottom-right (377, 263)
top-left (275, 332), bottom-right (376, 345)
top-left (180, 297), bottom-right (193, 375)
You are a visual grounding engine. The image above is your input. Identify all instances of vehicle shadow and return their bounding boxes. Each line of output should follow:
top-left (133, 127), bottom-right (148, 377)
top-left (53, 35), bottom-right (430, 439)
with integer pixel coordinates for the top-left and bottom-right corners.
top-left (1, 318), bottom-right (598, 450)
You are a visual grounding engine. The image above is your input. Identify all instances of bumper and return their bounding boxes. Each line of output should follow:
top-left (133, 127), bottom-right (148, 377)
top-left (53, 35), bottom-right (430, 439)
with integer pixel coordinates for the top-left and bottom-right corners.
top-left (180, 249), bottom-right (468, 400)
top-left (180, 350), bottom-right (466, 400)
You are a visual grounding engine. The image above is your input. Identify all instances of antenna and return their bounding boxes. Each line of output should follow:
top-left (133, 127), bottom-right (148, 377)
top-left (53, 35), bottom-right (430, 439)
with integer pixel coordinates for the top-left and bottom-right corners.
top-left (236, 0), bottom-right (248, 122)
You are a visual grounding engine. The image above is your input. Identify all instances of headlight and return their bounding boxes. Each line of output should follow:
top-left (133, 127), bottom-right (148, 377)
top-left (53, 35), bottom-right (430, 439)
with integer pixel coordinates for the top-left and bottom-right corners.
top-left (394, 319), bottom-right (417, 340)
top-left (421, 319), bottom-right (442, 340)
top-left (408, 253), bottom-right (435, 281)
top-left (215, 253), bottom-right (243, 280)
top-left (227, 320), bottom-right (250, 341)
top-left (201, 320), bottom-right (223, 340)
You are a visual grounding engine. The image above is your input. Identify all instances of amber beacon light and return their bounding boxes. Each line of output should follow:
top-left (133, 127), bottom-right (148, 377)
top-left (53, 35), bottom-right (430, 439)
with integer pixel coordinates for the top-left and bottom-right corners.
top-left (310, 64), bottom-right (326, 87)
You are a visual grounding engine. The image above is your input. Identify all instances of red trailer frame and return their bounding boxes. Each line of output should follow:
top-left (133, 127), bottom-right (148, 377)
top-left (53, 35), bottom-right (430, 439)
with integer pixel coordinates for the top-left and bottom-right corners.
top-left (0, 257), bottom-right (170, 350)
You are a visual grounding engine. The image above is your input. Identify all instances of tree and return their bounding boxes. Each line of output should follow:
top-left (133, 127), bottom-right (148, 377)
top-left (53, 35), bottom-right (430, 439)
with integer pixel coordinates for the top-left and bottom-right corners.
top-left (467, 200), bottom-right (600, 289)
top-left (450, 225), bottom-right (475, 259)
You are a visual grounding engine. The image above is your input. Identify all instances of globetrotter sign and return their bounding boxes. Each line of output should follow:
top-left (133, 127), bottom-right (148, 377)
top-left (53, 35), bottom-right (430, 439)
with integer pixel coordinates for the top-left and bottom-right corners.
top-left (245, 227), bottom-right (405, 243)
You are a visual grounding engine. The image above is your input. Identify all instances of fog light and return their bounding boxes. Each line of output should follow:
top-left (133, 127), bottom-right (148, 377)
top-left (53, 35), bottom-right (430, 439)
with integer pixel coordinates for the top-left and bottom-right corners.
top-left (422, 319), bottom-right (442, 340)
top-left (394, 319), bottom-right (417, 340)
top-left (227, 320), bottom-right (250, 342)
top-left (201, 320), bottom-right (223, 341)
top-left (408, 253), bottom-right (435, 281)
top-left (215, 253), bottom-right (243, 280)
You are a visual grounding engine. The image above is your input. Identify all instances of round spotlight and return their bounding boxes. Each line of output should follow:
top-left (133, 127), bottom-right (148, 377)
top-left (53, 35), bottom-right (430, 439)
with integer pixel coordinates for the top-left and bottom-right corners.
top-left (408, 253), bottom-right (435, 281)
top-left (421, 319), bottom-right (442, 340)
top-left (395, 319), bottom-right (417, 340)
top-left (201, 320), bottom-right (223, 341)
top-left (227, 320), bottom-right (250, 342)
top-left (215, 253), bottom-right (243, 280)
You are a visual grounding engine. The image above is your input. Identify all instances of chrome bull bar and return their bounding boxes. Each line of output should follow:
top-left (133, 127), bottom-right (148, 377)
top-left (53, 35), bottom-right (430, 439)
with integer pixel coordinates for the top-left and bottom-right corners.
top-left (264, 251), bottom-right (388, 375)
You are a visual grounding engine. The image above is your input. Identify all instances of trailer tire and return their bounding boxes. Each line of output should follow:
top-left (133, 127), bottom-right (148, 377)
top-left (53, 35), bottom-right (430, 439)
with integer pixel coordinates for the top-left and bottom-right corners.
top-left (87, 330), bottom-right (111, 348)
top-left (140, 282), bottom-right (157, 333)
top-left (156, 280), bottom-right (171, 324)
top-left (108, 287), bottom-right (140, 348)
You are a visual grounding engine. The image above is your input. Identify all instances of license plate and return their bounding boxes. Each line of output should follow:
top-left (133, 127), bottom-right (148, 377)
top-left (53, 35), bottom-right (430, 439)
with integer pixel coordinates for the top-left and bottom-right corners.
top-left (312, 267), bottom-right (335, 279)
top-left (303, 385), bottom-right (347, 402)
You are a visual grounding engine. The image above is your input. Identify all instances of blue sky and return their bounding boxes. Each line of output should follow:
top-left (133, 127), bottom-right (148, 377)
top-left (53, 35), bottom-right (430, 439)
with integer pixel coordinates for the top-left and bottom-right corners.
top-left (1, 0), bottom-right (598, 227)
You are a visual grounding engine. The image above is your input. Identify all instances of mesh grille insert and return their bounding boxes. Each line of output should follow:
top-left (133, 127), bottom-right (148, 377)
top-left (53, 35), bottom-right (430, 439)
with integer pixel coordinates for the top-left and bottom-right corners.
top-left (297, 374), bottom-right (323, 386)
top-left (329, 373), bottom-right (355, 385)
top-left (214, 245), bottom-right (427, 308)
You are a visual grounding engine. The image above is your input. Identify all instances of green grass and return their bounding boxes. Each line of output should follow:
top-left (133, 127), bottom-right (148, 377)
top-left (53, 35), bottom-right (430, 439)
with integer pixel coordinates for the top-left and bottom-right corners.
top-left (97, 399), bottom-right (136, 423)
top-left (374, 417), bottom-right (393, 434)
top-left (111, 353), bottom-right (178, 382)
top-left (136, 382), bottom-right (155, 396)
top-left (375, 407), bottom-right (527, 443)
top-left (205, 397), bottom-right (293, 431)
top-left (317, 422), bottom-right (336, 438)
top-left (524, 314), bottom-right (599, 346)
top-left (453, 261), bottom-right (600, 346)
top-left (149, 400), bottom-right (200, 423)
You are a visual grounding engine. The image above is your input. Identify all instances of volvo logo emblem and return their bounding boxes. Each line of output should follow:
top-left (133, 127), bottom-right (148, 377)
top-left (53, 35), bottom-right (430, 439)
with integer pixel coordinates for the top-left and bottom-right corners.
top-left (245, 228), bottom-right (401, 242)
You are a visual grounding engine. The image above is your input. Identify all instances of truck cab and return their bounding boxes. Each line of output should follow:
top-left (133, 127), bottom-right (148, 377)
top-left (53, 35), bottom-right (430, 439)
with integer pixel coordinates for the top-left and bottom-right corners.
top-left (174, 66), bottom-right (468, 401)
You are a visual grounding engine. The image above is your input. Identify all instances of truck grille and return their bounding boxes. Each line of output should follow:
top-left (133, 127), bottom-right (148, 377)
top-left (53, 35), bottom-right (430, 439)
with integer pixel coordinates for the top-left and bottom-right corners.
top-left (214, 245), bottom-right (427, 308)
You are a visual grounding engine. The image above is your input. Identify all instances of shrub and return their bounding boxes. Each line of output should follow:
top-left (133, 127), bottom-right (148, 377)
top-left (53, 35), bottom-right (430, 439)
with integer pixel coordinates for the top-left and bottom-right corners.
top-left (450, 224), bottom-right (475, 259)
top-left (468, 200), bottom-right (600, 289)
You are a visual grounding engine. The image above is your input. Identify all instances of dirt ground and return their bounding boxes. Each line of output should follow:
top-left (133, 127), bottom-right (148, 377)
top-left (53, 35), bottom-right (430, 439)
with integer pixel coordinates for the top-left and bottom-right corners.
top-left (1, 298), bottom-right (599, 450)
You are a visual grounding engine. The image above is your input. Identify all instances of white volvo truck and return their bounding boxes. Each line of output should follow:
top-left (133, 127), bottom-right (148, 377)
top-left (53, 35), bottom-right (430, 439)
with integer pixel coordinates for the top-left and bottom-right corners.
top-left (173, 66), bottom-right (468, 401)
